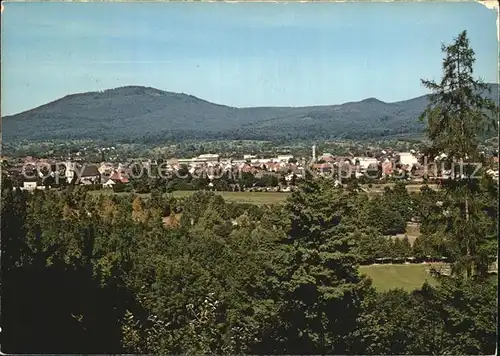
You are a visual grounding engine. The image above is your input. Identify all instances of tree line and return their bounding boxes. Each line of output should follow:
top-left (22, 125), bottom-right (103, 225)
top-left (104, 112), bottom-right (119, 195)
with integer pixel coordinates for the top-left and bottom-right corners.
top-left (1, 173), bottom-right (497, 354)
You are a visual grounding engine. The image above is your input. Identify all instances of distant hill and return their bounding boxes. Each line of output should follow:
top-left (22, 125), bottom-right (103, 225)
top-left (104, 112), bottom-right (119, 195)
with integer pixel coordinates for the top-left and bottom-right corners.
top-left (2, 84), bottom-right (498, 143)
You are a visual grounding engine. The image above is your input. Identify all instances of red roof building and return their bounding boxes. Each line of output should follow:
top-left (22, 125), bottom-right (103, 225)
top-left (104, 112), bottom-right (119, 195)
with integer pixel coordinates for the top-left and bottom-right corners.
top-left (109, 170), bottom-right (129, 183)
top-left (382, 161), bottom-right (393, 176)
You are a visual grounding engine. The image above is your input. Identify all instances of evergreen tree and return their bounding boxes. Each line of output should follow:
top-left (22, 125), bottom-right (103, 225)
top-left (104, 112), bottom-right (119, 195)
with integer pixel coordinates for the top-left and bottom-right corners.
top-left (268, 178), bottom-right (371, 354)
top-left (419, 30), bottom-right (499, 280)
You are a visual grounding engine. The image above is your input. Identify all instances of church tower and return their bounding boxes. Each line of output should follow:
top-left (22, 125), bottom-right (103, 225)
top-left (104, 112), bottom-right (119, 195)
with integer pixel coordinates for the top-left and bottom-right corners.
top-left (65, 161), bottom-right (75, 183)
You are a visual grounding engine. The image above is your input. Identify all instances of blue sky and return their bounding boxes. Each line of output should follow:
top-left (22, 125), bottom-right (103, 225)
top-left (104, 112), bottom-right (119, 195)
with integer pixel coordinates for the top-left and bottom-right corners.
top-left (1, 2), bottom-right (498, 115)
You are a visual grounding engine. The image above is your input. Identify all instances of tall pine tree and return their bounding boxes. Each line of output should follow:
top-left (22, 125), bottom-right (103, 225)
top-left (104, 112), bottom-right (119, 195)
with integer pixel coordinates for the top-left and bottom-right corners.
top-left (420, 30), bottom-right (498, 280)
top-left (268, 177), bottom-right (371, 354)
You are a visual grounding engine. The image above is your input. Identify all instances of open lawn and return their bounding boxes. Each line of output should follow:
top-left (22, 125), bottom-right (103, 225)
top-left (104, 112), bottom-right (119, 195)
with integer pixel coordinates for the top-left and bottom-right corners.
top-left (88, 189), bottom-right (290, 204)
top-left (359, 263), bottom-right (446, 292)
top-left (171, 190), bottom-right (290, 205)
top-left (361, 183), bottom-right (438, 194)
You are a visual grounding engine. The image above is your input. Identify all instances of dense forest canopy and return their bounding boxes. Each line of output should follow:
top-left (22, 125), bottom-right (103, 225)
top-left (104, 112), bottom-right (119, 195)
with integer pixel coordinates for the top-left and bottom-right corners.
top-left (1, 176), bottom-right (497, 353)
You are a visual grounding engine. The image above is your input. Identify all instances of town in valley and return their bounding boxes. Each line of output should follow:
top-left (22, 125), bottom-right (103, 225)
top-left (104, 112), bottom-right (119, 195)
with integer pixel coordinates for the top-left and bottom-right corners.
top-left (2, 139), bottom-right (499, 193)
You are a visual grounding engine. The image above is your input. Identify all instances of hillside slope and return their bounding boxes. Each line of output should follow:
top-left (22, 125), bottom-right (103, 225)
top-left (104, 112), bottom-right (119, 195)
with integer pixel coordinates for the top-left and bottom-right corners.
top-left (2, 84), bottom-right (497, 142)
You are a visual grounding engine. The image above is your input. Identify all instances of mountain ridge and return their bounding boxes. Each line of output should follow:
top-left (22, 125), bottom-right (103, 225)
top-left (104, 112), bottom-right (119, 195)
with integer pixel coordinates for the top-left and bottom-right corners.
top-left (3, 84), bottom-right (498, 143)
top-left (6, 85), bottom-right (425, 116)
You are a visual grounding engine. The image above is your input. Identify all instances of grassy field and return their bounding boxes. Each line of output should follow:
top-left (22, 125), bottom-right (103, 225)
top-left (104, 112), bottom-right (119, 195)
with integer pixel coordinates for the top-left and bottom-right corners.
top-left (361, 183), bottom-right (438, 194)
top-left (359, 263), bottom-right (445, 292)
top-left (89, 189), bottom-right (290, 205)
top-left (171, 190), bottom-right (290, 205)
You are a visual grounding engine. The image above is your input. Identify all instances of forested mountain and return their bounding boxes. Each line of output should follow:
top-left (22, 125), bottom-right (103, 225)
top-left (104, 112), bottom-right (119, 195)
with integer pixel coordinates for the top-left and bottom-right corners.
top-left (3, 84), bottom-right (497, 142)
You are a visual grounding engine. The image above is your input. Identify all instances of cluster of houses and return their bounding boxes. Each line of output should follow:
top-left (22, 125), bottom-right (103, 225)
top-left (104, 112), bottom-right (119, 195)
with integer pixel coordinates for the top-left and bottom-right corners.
top-left (4, 158), bottom-right (131, 191)
top-left (310, 149), bottom-right (423, 179)
top-left (2, 148), bottom-right (498, 191)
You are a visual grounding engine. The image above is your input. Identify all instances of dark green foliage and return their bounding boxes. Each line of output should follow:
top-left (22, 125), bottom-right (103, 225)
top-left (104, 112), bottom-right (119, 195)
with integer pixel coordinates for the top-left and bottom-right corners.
top-left (385, 182), bottom-right (414, 221)
top-left (352, 228), bottom-right (393, 262)
top-left (391, 236), bottom-right (413, 259)
top-left (1, 189), bottom-right (138, 353)
top-left (419, 30), bottom-right (499, 280)
top-left (112, 182), bottom-right (129, 193)
top-left (254, 174), bottom-right (279, 188)
top-left (364, 195), bottom-right (407, 235)
top-left (415, 177), bottom-right (498, 276)
top-left (352, 288), bottom-right (416, 354)
top-left (1, 175), bottom-right (497, 354)
top-left (353, 276), bottom-right (497, 355)
top-left (263, 178), bottom-right (372, 354)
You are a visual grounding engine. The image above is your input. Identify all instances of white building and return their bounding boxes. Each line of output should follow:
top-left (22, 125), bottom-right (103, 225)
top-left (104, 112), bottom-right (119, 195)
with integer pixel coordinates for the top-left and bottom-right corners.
top-left (355, 157), bottom-right (378, 169)
top-left (251, 159), bottom-right (270, 164)
top-left (277, 155), bottom-right (294, 162)
top-left (399, 152), bottom-right (419, 167)
top-left (177, 158), bottom-right (196, 164)
top-left (22, 181), bottom-right (38, 191)
top-left (198, 154), bottom-right (220, 162)
top-left (65, 161), bottom-right (76, 183)
top-left (103, 179), bottom-right (116, 188)
top-left (319, 153), bottom-right (334, 161)
top-left (434, 153), bottom-right (448, 161)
